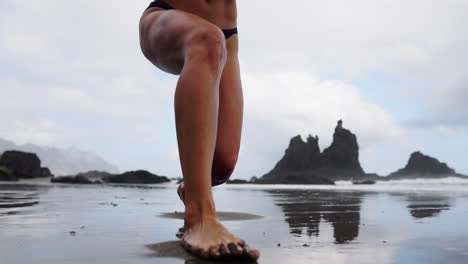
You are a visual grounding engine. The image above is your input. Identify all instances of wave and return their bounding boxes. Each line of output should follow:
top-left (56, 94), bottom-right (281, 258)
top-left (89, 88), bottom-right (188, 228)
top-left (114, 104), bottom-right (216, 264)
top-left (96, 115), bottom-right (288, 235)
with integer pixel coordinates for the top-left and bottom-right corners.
top-left (383, 177), bottom-right (468, 185)
top-left (225, 177), bottom-right (468, 194)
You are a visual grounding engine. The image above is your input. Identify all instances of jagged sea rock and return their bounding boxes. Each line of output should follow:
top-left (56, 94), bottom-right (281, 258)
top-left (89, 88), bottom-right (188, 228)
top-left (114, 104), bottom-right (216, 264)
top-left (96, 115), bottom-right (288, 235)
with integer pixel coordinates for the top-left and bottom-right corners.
top-left (259, 134), bottom-right (323, 183)
top-left (388, 151), bottom-right (463, 179)
top-left (321, 120), bottom-right (365, 177)
top-left (103, 170), bottom-right (170, 184)
top-left (0, 166), bottom-right (17, 181)
top-left (257, 120), bottom-right (369, 184)
top-left (0, 151), bottom-right (52, 179)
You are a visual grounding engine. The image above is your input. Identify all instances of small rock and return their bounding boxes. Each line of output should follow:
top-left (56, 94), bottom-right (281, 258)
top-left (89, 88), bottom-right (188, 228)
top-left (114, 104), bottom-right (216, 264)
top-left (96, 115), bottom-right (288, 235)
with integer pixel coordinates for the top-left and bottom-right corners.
top-left (69, 231), bottom-right (76, 236)
top-left (303, 244), bottom-right (310, 247)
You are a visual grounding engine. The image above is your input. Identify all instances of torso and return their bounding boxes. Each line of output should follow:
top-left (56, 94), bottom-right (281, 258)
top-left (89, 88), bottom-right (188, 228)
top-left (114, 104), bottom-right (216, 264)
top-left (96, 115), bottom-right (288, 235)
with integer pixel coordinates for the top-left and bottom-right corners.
top-left (148, 0), bottom-right (237, 29)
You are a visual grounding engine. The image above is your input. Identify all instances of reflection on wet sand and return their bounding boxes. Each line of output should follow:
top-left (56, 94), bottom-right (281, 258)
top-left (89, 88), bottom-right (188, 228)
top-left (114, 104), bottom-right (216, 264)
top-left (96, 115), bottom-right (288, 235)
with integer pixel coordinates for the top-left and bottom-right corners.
top-left (0, 184), bottom-right (44, 216)
top-left (405, 195), bottom-right (452, 219)
top-left (268, 190), bottom-right (456, 245)
top-left (265, 190), bottom-right (363, 244)
top-left (388, 192), bottom-right (454, 219)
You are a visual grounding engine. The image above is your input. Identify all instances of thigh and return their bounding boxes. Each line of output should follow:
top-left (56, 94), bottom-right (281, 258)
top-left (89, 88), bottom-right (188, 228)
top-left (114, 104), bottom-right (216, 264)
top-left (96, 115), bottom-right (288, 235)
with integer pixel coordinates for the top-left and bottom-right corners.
top-left (139, 9), bottom-right (220, 75)
top-left (214, 35), bottom-right (243, 161)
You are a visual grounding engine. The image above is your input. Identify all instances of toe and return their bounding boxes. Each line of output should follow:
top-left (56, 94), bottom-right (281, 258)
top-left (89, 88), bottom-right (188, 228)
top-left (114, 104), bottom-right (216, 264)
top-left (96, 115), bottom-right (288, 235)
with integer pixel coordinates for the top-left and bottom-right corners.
top-left (219, 244), bottom-right (231, 259)
top-left (181, 239), bottom-right (190, 250)
top-left (243, 245), bottom-right (260, 261)
top-left (199, 248), bottom-right (210, 259)
top-left (209, 245), bottom-right (221, 259)
top-left (228, 242), bottom-right (242, 256)
top-left (176, 227), bottom-right (185, 238)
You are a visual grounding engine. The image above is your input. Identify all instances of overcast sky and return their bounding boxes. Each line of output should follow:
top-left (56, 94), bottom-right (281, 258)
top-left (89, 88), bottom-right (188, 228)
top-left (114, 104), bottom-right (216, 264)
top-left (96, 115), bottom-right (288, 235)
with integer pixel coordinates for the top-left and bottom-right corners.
top-left (1, 0), bottom-right (467, 178)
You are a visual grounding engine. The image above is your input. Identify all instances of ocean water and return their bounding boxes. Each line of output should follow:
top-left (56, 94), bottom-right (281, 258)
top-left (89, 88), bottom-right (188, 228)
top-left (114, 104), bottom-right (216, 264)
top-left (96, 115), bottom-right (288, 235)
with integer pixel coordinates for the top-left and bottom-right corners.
top-left (1, 178), bottom-right (468, 264)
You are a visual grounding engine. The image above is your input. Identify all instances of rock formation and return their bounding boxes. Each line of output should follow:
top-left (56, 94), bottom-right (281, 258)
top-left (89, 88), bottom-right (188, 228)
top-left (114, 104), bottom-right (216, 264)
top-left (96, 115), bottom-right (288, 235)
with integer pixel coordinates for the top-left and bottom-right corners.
top-left (257, 120), bottom-right (371, 184)
top-left (51, 175), bottom-right (96, 184)
top-left (51, 170), bottom-right (169, 185)
top-left (103, 170), bottom-right (170, 184)
top-left (0, 151), bottom-right (53, 179)
top-left (74, 170), bottom-right (113, 180)
top-left (321, 120), bottom-right (365, 176)
top-left (0, 166), bottom-right (17, 181)
top-left (226, 179), bottom-right (250, 184)
top-left (258, 134), bottom-right (328, 184)
top-left (387, 151), bottom-right (465, 179)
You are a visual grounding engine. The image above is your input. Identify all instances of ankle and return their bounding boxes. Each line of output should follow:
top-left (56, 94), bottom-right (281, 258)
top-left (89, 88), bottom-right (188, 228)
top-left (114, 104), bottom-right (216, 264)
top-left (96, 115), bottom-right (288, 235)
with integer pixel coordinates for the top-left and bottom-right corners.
top-left (184, 199), bottom-right (217, 227)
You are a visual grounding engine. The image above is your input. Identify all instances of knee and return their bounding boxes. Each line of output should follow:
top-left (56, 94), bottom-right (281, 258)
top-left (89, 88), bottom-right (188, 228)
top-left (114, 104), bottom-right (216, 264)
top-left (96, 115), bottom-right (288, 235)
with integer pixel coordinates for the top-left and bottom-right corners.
top-left (184, 26), bottom-right (227, 72)
top-left (212, 151), bottom-right (238, 186)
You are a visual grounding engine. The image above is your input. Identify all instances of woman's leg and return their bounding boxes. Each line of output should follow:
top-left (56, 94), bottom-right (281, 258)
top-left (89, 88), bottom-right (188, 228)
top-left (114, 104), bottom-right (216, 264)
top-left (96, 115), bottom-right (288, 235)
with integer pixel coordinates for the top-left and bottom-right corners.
top-left (177, 36), bottom-right (242, 197)
top-left (140, 10), bottom-right (258, 260)
top-left (211, 35), bottom-right (243, 186)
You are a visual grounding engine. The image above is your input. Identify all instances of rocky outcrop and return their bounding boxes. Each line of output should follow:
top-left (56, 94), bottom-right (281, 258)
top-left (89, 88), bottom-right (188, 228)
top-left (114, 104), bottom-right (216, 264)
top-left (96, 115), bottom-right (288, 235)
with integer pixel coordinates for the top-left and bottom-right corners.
top-left (51, 170), bottom-right (168, 184)
top-left (257, 120), bottom-right (370, 184)
top-left (259, 134), bottom-right (324, 183)
top-left (257, 174), bottom-right (335, 185)
top-left (50, 171), bottom-right (110, 184)
top-left (51, 175), bottom-right (95, 184)
top-left (74, 170), bottom-right (112, 180)
top-left (226, 179), bottom-right (250, 184)
top-left (352, 180), bottom-right (376, 185)
top-left (321, 120), bottom-right (365, 177)
top-left (0, 166), bottom-right (17, 181)
top-left (0, 151), bottom-right (53, 179)
top-left (276, 134), bottom-right (322, 171)
top-left (40, 167), bottom-right (53, 178)
top-left (387, 151), bottom-right (464, 179)
top-left (103, 170), bottom-right (170, 184)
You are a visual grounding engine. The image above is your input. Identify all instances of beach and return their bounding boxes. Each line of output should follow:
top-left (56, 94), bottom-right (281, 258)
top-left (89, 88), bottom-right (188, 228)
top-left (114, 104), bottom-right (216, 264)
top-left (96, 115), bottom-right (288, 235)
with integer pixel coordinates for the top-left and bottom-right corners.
top-left (1, 179), bottom-right (468, 264)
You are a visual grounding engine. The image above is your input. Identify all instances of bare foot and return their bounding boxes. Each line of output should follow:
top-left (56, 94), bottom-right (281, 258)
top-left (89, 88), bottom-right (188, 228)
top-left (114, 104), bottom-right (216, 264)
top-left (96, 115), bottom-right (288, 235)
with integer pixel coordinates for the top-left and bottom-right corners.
top-left (177, 182), bottom-right (186, 205)
top-left (181, 202), bottom-right (260, 261)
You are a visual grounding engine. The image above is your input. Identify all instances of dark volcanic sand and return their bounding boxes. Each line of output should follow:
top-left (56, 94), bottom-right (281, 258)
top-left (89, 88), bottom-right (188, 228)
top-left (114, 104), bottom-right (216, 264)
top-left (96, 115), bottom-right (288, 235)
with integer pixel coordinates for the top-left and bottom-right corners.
top-left (1, 180), bottom-right (468, 264)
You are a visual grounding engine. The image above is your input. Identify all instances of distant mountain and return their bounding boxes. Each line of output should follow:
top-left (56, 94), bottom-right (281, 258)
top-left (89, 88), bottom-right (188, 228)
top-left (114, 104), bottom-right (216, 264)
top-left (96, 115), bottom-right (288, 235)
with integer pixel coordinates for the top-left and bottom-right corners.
top-left (0, 138), bottom-right (119, 176)
top-left (257, 120), bottom-right (376, 184)
top-left (387, 151), bottom-right (467, 179)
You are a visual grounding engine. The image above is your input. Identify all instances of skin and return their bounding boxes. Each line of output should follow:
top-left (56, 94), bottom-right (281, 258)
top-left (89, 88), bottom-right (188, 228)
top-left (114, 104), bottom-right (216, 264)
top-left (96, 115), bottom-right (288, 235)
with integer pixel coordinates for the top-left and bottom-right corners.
top-left (139, 0), bottom-right (260, 261)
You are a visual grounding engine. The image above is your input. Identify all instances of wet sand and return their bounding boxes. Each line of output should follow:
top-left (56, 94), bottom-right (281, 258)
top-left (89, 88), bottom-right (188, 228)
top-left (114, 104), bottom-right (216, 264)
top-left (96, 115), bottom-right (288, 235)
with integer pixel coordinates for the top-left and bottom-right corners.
top-left (1, 181), bottom-right (468, 264)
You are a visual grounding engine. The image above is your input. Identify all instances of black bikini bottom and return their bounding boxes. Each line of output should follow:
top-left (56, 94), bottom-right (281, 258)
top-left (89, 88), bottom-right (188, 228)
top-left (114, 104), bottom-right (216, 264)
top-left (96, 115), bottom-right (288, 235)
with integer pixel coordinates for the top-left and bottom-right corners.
top-left (146, 0), bottom-right (238, 40)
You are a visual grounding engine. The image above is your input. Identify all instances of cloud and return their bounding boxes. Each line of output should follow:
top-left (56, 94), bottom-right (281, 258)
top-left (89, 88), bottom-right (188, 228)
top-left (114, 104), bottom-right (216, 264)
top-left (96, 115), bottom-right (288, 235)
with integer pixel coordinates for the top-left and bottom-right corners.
top-left (236, 71), bottom-right (404, 178)
top-left (0, 0), bottom-right (176, 147)
top-left (238, 0), bottom-right (468, 126)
